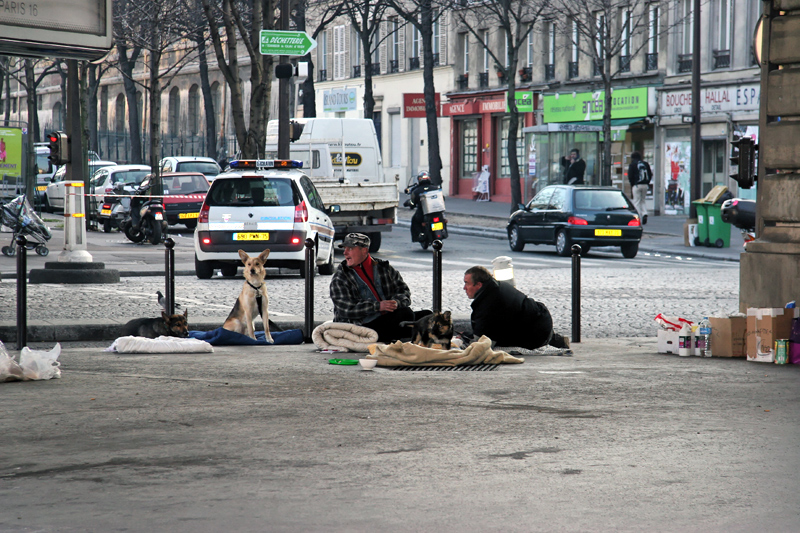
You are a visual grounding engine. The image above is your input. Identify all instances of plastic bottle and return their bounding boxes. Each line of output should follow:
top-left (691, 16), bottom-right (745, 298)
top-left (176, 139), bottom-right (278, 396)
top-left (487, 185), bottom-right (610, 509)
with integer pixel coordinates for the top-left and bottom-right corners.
top-left (678, 324), bottom-right (692, 357)
top-left (698, 317), bottom-right (712, 358)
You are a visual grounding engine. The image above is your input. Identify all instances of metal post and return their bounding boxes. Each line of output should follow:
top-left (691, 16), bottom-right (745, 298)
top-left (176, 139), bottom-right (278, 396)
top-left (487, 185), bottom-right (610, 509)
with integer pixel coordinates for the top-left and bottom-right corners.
top-left (164, 237), bottom-right (175, 315)
top-left (16, 235), bottom-right (27, 350)
top-left (571, 244), bottom-right (581, 343)
top-left (304, 238), bottom-right (315, 341)
top-left (432, 239), bottom-right (443, 313)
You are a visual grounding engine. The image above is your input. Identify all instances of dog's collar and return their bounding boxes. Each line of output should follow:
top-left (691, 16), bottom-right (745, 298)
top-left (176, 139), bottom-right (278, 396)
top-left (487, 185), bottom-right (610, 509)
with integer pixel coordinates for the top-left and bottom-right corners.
top-left (247, 281), bottom-right (263, 291)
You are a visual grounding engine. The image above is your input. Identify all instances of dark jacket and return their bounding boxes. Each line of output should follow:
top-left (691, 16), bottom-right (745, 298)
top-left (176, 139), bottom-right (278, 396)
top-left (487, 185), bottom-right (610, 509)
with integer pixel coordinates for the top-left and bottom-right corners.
top-left (470, 278), bottom-right (553, 349)
top-left (628, 159), bottom-right (652, 187)
top-left (330, 257), bottom-right (411, 324)
top-left (561, 157), bottom-right (586, 185)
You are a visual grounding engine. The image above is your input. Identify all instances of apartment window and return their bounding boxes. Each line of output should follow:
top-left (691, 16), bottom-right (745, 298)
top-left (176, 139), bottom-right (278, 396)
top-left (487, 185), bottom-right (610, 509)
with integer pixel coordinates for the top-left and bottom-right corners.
top-left (168, 87), bottom-right (180, 136)
top-left (714, 0), bottom-right (732, 69)
top-left (461, 119), bottom-right (478, 177)
top-left (188, 84), bottom-right (200, 135)
top-left (594, 13), bottom-right (605, 76)
top-left (681, 0), bottom-right (693, 56)
top-left (501, 29), bottom-right (509, 68)
top-left (334, 25), bottom-right (346, 80)
top-left (433, 13), bottom-right (441, 64)
top-left (462, 33), bottom-right (469, 74)
top-left (481, 30), bottom-right (489, 73)
top-left (527, 30), bottom-right (534, 67)
top-left (412, 26), bottom-right (421, 60)
top-left (569, 20), bottom-right (579, 79)
top-left (546, 22), bottom-right (555, 80)
top-left (320, 30), bottom-right (328, 75)
top-left (352, 29), bottom-right (362, 77)
top-left (391, 19), bottom-right (400, 72)
top-left (646, 4), bottom-right (659, 71)
top-left (620, 9), bottom-right (631, 73)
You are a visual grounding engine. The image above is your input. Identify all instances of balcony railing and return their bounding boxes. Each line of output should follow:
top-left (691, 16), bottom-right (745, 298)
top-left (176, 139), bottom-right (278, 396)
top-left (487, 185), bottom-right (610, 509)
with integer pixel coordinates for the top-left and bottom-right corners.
top-left (519, 66), bottom-right (532, 82)
top-left (318, 69), bottom-right (327, 82)
top-left (646, 52), bottom-right (658, 71)
top-left (545, 64), bottom-right (555, 81)
top-left (619, 55), bottom-right (631, 73)
top-left (568, 61), bottom-right (579, 79)
top-left (370, 63), bottom-right (381, 76)
top-left (409, 57), bottom-right (420, 70)
top-left (479, 72), bottom-right (489, 88)
top-left (457, 74), bottom-right (469, 90)
top-left (432, 52), bottom-right (440, 66)
top-left (352, 65), bottom-right (361, 78)
top-left (713, 49), bottom-right (731, 70)
top-left (594, 59), bottom-right (603, 76)
top-left (678, 53), bottom-right (692, 73)
top-left (390, 59), bottom-right (399, 73)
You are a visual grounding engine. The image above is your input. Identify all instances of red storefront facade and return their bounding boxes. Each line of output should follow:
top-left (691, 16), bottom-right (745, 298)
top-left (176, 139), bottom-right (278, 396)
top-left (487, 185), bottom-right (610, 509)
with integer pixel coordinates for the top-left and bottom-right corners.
top-left (443, 90), bottom-right (539, 203)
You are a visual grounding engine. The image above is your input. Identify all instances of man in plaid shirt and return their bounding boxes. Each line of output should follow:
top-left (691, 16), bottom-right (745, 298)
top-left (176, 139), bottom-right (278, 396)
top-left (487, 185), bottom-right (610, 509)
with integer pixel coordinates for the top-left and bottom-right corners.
top-left (330, 233), bottom-right (414, 342)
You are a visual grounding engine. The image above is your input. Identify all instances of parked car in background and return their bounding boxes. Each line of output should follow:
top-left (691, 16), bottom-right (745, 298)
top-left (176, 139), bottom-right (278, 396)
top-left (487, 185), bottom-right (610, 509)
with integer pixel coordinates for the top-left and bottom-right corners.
top-left (507, 185), bottom-right (643, 258)
top-left (90, 165), bottom-right (151, 231)
top-left (193, 159), bottom-right (335, 279)
top-left (44, 159), bottom-right (116, 212)
top-left (159, 172), bottom-right (210, 229)
top-left (160, 156), bottom-right (221, 183)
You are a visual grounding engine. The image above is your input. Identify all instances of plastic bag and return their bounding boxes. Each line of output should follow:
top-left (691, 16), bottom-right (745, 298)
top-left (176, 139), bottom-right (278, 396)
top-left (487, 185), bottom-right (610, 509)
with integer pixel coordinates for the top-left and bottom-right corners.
top-left (0, 341), bottom-right (62, 381)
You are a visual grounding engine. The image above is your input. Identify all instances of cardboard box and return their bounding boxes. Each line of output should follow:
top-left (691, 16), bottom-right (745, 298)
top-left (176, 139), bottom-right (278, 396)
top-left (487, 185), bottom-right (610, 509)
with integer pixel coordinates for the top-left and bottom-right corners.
top-left (709, 316), bottom-right (747, 358)
top-left (746, 308), bottom-right (798, 363)
top-left (658, 329), bottom-right (682, 355)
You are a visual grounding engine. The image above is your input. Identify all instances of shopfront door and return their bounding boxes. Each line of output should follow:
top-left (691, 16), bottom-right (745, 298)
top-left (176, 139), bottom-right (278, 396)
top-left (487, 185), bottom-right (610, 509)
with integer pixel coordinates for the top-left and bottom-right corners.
top-left (701, 139), bottom-right (726, 197)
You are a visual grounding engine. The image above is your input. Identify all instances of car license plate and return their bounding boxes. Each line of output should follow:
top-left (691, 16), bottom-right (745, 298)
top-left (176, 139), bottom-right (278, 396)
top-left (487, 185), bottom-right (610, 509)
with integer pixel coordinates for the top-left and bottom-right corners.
top-left (595, 229), bottom-right (622, 236)
top-left (431, 222), bottom-right (444, 231)
top-left (155, 212), bottom-right (163, 221)
top-left (179, 212), bottom-right (199, 219)
top-left (101, 209), bottom-right (111, 216)
top-left (234, 232), bottom-right (270, 241)
top-left (36, 185), bottom-right (47, 192)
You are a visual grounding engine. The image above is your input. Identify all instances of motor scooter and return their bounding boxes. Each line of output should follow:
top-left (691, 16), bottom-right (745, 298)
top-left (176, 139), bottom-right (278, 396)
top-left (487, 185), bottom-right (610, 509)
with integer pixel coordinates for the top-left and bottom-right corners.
top-left (403, 184), bottom-right (448, 250)
top-left (720, 198), bottom-right (756, 249)
top-left (119, 177), bottom-right (167, 245)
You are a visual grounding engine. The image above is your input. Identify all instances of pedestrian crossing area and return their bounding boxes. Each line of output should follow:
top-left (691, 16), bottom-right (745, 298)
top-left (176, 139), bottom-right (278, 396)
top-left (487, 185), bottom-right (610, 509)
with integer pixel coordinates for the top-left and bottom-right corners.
top-left (378, 249), bottom-right (735, 271)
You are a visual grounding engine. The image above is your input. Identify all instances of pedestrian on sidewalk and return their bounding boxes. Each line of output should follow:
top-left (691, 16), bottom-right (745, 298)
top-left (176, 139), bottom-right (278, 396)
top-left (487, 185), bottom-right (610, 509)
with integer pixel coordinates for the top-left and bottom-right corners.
top-left (561, 149), bottom-right (586, 185)
top-left (628, 151), bottom-right (652, 225)
top-left (462, 266), bottom-right (569, 350)
top-left (330, 233), bottom-right (416, 342)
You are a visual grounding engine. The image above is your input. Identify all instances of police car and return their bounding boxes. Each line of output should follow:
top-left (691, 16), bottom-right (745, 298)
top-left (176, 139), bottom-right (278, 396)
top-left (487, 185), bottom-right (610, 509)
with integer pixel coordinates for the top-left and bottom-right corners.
top-left (193, 159), bottom-right (337, 279)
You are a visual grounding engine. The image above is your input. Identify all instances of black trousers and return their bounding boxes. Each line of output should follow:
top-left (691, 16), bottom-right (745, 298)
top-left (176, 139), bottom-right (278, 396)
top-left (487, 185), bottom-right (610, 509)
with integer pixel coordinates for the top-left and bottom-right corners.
top-left (363, 307), bottom-right (420, 343)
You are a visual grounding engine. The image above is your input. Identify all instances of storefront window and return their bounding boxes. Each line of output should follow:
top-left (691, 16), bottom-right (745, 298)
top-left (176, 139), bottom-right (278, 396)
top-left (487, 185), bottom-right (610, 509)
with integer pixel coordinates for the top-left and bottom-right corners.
top-left (499, 117), bottom-right (525, 179)
top-left (461, 119), bottom-right (478, 178)
top-left (525, 130), bottom-right (599, 195)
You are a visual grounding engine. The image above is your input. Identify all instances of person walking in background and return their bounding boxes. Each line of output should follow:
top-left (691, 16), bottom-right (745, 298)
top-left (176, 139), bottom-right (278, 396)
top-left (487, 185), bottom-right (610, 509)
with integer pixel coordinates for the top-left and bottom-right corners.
top-left (628, 151), bottom-right (652, 225)
top-left (561, 149), bottom-right (586, 185)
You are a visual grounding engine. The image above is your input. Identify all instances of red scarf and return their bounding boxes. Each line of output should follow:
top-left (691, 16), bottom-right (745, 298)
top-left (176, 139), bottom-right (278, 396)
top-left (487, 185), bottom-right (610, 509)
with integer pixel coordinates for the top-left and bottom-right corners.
top-left (354, 255), bottom-right (381, 301)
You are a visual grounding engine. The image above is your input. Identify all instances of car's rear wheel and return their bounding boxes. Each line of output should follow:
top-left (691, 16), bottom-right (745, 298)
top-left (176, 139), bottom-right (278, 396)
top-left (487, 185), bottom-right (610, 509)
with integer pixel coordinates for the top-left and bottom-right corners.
top-left (195, 255), bottom-right (214, 279)
top-left (621, 242), bottom-right (639, 259)
top-left (184, 220), bottom-right (197, 230)
top-left (508, 224), bottom-right (525, 252)
top-left (368, 232), bottom-right (381, 253)
top-left (580, 245), bottom-right (591, 256)
top-left (220, 264), bottom-right (238, 277)
top-left (318, 244), bottom-right (335, 275)
top-left (555, 230), bottom-right (571, 257)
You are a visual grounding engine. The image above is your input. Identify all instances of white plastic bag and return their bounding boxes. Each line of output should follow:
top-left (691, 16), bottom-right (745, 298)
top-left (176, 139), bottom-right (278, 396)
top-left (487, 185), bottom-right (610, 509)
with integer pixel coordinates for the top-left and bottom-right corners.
top-left (18, 343), bottom-right (62, 380)
top-left (0, 341), bottom-right (26, 382)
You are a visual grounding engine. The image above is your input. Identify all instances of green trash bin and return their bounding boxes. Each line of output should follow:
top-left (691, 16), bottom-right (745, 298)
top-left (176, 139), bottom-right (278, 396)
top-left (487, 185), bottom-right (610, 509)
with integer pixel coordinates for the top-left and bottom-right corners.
top-left (692, 200), bottom-right (709, 247)
top-left (706, 203), bottom-right (731, 248)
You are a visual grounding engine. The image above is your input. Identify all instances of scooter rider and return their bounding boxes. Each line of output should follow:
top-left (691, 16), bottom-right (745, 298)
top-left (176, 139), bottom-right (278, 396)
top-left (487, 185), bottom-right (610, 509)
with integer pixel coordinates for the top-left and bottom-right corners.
top-left (404, 170), bottom-right (435, 242)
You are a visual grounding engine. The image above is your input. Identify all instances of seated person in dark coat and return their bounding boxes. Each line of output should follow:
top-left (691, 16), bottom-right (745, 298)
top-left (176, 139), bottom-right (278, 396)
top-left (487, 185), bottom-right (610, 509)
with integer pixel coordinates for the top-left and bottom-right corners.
top-left (463, 266), bottom-right (569, 350)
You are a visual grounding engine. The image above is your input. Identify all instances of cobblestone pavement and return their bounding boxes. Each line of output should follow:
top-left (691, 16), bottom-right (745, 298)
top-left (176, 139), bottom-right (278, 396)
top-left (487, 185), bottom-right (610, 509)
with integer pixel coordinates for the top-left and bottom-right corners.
top-left (1, 263), bottom-right (740, 338)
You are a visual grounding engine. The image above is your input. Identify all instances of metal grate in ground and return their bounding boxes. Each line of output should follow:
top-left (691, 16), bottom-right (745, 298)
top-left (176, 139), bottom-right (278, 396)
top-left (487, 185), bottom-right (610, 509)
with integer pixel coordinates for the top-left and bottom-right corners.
top-left (391, 364), bottom-right (499, 372)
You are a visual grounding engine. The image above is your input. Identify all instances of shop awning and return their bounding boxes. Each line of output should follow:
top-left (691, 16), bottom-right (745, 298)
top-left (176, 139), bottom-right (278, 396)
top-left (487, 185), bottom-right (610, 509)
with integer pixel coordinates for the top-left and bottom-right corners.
top-left (582, 118), bottom-right (647, 129)
top-left (523, 117), bottom-right (647, 134)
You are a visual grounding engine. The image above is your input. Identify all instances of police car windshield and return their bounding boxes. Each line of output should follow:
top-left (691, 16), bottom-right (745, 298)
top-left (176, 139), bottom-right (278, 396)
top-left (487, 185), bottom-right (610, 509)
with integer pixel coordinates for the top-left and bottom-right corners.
top-left (206, 177), bottom-right (295, 207)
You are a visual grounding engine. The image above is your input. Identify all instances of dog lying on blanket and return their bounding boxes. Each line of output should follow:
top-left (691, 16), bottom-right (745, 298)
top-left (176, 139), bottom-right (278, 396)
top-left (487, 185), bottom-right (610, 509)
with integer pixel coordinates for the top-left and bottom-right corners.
top-left (121, 310), bottom-right (189, 339)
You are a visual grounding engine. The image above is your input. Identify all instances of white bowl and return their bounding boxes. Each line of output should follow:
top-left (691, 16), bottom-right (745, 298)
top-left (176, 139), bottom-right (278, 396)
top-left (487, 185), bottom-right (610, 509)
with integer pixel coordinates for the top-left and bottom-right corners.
top-left (359, 358), bottom-right (378, 370)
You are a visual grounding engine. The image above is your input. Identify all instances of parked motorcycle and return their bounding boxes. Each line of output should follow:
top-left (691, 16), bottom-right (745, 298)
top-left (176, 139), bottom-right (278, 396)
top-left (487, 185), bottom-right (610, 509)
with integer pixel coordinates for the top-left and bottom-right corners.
top-left (404, 171), bottom-right (448, 250)
top-left (720, 198), bottom-right (756, 249)
top-left (119, 177), bottom-right (167, 245)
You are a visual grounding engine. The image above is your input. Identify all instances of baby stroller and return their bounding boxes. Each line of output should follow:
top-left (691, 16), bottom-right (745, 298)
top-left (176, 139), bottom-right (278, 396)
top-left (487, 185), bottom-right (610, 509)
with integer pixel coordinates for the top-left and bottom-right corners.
top-left (1, 194), bottom-right (52, 257)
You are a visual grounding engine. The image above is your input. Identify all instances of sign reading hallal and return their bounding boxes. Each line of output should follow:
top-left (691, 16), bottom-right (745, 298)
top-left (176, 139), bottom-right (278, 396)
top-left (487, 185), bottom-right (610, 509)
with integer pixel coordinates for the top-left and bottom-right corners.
top-left (260, 30), bottom-right (317, 57)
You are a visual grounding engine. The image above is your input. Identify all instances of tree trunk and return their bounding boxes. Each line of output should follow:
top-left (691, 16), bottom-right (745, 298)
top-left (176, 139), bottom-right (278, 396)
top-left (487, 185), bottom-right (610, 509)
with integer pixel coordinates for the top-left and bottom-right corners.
top-left (24, 61), bottom-right (40, 141)
top-left (85, 65), bottom-right (99, 153)
top-left (362, 33), bottom-right (375, 120)
top-left (420, 4), bottom-right (442, 186)
top-left (197, 37), bottom-right (218, 160)
top-left (148, 50), bottom-right (163, 192)
top-left (506, 60), bottom-right (522, 212)
top-left (300, 56), bottom-right (317, 117)
top-left (118, 43), bottom-right (144, 164)
top-left (602, 72), bottom-right (612, 186)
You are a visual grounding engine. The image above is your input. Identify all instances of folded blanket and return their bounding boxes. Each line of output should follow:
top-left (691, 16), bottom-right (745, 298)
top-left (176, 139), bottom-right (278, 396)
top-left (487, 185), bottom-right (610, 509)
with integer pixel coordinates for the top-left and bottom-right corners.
top-left (109, 336), bottom-right (214, 354)
top-left (368, 335), bottom-right (523, 366)
top-left (312, 321), bottom-right (379, 352)
top-left (189, 328), bottom-right (304, 346)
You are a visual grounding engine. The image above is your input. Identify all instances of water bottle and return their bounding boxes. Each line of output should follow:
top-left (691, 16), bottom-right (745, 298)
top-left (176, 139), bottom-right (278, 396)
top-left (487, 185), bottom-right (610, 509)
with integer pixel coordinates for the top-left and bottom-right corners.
top-left (698, 317), bottom-right (712, 358)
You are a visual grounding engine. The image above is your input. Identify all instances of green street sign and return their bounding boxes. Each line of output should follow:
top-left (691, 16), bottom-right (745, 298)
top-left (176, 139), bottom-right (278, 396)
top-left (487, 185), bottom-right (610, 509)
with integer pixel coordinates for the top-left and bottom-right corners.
top-left (260, 30), bottom-right (317, 57)
top-left (507, 91), bottom-right (534, 113)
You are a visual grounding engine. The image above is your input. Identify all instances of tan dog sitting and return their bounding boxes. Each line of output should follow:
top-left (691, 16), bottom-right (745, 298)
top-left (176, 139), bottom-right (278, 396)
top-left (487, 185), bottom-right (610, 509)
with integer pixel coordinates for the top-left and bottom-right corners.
top-left (222, 249), bottom-right (274, 342)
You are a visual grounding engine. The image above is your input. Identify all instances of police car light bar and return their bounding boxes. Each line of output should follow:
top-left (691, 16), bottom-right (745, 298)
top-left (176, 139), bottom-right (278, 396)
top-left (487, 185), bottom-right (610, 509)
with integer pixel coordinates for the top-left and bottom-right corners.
top-left (228, 159), bottom-right (304, 169)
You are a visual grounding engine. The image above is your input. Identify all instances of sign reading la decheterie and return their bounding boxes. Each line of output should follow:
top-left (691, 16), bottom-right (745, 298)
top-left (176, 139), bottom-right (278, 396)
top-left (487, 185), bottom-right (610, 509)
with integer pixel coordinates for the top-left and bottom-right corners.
top-left (660, 84), bottom-right (760, 116)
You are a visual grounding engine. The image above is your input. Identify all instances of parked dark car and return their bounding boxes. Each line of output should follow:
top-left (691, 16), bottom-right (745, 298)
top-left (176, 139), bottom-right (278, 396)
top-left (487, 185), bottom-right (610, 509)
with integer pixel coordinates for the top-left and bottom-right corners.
top-left (507, 185), bottom-right (643, 258)
top-left (159, 172), bottom-right (210, 228)
top-left (720, 198), bottom-right (756, 230)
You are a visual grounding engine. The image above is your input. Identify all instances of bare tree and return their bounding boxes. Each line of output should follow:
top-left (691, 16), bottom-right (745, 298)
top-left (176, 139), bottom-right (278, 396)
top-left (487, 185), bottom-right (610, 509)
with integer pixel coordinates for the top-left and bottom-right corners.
top-left (556, 0), bottom-right (673, 185)
top-left (202, 0), bottom-right (276, 159)
top-left (19, 59), bottom-right (58, 141)
top-left (382, 0), bottom-right (454, 186)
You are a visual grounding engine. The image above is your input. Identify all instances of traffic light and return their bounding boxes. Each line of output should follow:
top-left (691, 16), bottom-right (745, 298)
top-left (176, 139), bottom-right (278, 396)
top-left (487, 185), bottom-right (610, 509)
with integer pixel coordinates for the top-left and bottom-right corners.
top-left (289, 120), bottom-right (305, 142)
top-left (274, 62), bottom-right (309, 80)
top-left (47, 131), bottom-right (70, 165)
top-left (730, 137), bottom-right (757, 189)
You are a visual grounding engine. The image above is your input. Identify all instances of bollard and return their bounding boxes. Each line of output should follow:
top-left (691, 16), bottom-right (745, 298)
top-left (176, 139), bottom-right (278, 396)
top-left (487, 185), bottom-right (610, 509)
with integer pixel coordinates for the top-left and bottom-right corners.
top-left (432, 239), bottom-right (443, 313)
top-left (304, 238), bottom-right (315, 342)
top-left (164, 237), bottom-right (175, 315)
top-left (571, 244), bottom-right (581, 343)
top-left (16, 235), bottom-right (27, 350)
